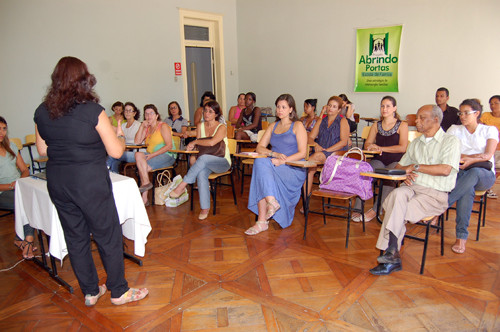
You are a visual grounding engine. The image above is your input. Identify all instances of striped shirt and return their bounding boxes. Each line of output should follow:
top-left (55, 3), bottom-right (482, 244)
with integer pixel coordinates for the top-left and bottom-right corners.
top-left (398, 128), bottom-right (461, 192)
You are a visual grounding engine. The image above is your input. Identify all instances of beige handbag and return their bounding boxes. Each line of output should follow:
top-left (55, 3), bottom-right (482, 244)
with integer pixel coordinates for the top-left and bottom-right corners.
top-left (154, 170), bottom-right (172, 205)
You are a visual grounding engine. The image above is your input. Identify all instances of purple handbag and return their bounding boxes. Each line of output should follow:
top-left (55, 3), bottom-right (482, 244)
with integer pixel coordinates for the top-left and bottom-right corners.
top-left (319, 147), bottom-right (374, 200)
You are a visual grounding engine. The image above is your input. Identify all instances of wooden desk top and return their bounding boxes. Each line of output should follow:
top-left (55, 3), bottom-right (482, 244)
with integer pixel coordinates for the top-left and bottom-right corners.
top-left (126, 144), bottom-right (147, 149)
top-left (360, 171), bottom-right (407, 181)
top-left (286, 160), bottom-right (319, 168)
top-left (234, 153), bottom-right (266, 159)
top-left (169, 149), bottom-right (199, 154)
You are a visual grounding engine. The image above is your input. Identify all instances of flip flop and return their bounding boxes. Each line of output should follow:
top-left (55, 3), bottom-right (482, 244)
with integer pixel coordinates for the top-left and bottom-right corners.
top-left (85, 284), bottom-right (107, 306)
top-left (451, 239), bottom-right (467, 254)
top-left (451, 244), bottom-right (466, 254)
top-left (111, 288), bottom-right (149, 305)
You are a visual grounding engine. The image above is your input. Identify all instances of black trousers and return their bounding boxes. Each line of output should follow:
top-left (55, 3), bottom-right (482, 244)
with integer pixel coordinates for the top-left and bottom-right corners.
top-left (47, 165), bottom-right (128, 298)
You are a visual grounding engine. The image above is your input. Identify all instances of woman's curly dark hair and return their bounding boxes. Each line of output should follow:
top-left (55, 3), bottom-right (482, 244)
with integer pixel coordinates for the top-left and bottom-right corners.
top-left (44, 56), bottom-right (100, 119)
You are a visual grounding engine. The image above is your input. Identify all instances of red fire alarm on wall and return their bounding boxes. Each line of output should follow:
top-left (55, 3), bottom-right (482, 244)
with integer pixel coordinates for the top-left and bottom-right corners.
top-left (174, 62), bottom-right (182, 76)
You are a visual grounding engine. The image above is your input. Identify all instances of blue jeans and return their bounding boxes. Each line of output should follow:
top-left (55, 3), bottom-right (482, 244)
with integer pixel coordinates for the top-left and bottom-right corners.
top-left (107, 151), bottom-right (136, 173)
top-left (183, 155), bottom-right (230, 210)
top-left (448, 168), bottom-right (495, 240)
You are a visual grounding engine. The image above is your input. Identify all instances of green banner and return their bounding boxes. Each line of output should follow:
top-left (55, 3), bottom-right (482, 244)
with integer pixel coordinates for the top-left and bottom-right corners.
top-left (354, 25), bottom-right (402, 92)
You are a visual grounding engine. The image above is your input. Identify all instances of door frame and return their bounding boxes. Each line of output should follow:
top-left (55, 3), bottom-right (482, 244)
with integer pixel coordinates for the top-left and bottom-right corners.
top-left (179, 9), bottom-right (226, 123)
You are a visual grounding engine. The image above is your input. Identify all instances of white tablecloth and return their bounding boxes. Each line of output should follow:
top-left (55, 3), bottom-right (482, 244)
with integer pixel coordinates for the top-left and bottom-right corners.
top-left (15, 172), bottom-right (151, 261)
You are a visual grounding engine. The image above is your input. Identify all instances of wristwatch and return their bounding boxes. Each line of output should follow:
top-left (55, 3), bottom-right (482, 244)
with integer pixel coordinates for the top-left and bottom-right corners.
top-left (414, 164), bottom-right (420, 172)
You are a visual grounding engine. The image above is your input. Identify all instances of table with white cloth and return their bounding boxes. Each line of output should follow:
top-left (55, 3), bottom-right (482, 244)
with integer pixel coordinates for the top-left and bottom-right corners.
top-left (15, 172), bottom-right (152, 292)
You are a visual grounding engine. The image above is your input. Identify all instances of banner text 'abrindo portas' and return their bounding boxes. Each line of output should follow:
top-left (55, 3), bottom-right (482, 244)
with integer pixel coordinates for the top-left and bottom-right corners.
top-left (354, 25), bottom-right (402, 92)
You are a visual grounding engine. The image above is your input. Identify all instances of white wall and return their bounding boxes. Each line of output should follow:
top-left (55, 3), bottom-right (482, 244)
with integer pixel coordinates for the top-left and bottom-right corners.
top-left (0, 0), bottom-right (239, 140)
top-left (236, 0), bottom-right (500, 125)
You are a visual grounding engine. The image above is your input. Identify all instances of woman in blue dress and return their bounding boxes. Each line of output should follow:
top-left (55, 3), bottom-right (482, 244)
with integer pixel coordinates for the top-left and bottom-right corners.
top-left (245, 94), bottom-right (308, 235)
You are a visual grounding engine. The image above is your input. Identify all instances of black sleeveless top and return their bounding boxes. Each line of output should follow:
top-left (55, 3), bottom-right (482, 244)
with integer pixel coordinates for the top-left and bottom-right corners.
top-left (372, 120), bottom-right (404, 166)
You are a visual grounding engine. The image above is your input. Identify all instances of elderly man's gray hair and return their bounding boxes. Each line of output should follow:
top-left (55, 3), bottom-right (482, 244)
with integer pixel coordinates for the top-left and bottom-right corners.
top-left (431, 105), bottom-right (443, 124)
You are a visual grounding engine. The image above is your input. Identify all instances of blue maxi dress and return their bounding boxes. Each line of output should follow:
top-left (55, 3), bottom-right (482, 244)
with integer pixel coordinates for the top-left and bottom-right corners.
top-left (247, 122), bottom-right (307, 228)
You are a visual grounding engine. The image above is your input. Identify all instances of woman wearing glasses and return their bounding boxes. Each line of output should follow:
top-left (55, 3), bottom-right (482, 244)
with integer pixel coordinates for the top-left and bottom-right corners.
top-left (446, 99), bottom-right (498, 254)
top-left (107, 102), bottom-right (141, 173)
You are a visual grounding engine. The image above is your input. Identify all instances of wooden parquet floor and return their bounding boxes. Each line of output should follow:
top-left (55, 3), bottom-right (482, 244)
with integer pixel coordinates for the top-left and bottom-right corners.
top-left (1, 173), bottom-right (500, 331)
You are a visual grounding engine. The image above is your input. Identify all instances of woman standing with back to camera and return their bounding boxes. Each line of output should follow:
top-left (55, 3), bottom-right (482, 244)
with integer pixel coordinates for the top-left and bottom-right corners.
top-left (34, 56), bottom-right (148, 306)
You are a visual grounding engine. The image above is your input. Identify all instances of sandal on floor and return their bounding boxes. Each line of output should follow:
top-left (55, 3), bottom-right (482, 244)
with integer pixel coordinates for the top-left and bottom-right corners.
top-left (265, 198), bottom-right (280, 220)
top-left (14, 240), bottom-right (38, 253)
top-left (85, 284), bottom-right (107, 306)
top-left (451, 240), bottom-right (466, 254)
top-left (352, 209), bottom-right (375, 223)
top-left (487, 189), bottom-right (498, 199)
top-left (244, 221), bottom-right (269, 236)
top-left (111, 287), bottom-right (149, 305)
top-left (19, 241), bottom-right (36, 260)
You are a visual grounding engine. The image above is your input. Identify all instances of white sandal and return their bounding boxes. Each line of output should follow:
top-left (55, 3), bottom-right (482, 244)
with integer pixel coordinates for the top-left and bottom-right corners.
top-left (244, 221), bottom-right (269, 235)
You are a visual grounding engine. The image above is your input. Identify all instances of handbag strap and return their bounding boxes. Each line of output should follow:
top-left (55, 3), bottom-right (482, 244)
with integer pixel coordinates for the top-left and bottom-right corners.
top-left (156, 170), bottom-right (172, 188)
top-left (321, 154), bottom-right (343, 186)
top-left (321, 147), bottom-right (366, 185)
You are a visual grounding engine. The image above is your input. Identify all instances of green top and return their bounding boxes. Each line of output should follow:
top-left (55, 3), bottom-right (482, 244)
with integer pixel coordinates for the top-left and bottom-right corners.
top-left (0, 142), bottom-right (20, 193)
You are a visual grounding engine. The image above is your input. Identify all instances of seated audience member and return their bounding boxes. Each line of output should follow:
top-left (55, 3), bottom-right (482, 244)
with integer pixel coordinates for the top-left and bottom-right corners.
top-left (235, 92), bottom-right (262, 142)
top-left (480, 95), bottom-right (500, 198)
top-left (300, 98), bottom-right (319, 132)
top-left (435, 87), bottom-right (460, 131)
top-left (339, 93), bottom-right (357, 133)
top-left (193, 91), bottom-right (216, 126)
top-left (107, 102), bottom-right (141, 173)
top-left (168, 100), bottom-right (231, 220)
top-left (228, 93), bottom-right (246, 126)
top-left (109, 101), bottom-right (126, 128)
top-left (135, 104), bottom-right (176, 205)
top-left (370, 105), bottom-right (460, 276)
top-left (305, 96), bottom-right (349, 196)
top-left (352, 96), bottom-right (408, 222)
top-left (0, 116), bottom-right (34, 259)
top-left (244, 94), bottom-right (307, 235)
top-left (446, 99), bottom-right (498, 254)
top-left (165, 101), bottom-right (188, 149)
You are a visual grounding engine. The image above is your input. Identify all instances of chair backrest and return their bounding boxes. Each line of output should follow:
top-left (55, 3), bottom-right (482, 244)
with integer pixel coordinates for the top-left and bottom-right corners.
top-left (361, 125), bottom-right (371, 140)
top-left (226, 125), bottom-right (235, 139)
top-left (406, 114), bottom-right (417, 126)
top-left (227, 138), bottom-right (237, 155)
top-left (10, 137), bottom-right (23, 151)
top-left (172, 136), bottom-right (180, 149)
top-left (408, 130), bottom-right (422, 142)
top-left (25, 134), bottom-right (36, 144)
top-left (262, 121), bottom-right (269, 130)
top-left (256, 129), bottom-right (266, 143)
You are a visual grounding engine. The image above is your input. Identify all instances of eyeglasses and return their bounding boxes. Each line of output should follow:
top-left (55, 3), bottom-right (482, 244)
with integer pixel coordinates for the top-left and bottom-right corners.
top-left (203, 109), bottom-right (215, 113)
top-left (169, 106), bottom-right (178, 110)
top-left (124, 109), bottom-right (135, 113)
top-left (457, 110), bottom-right (478, 116)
